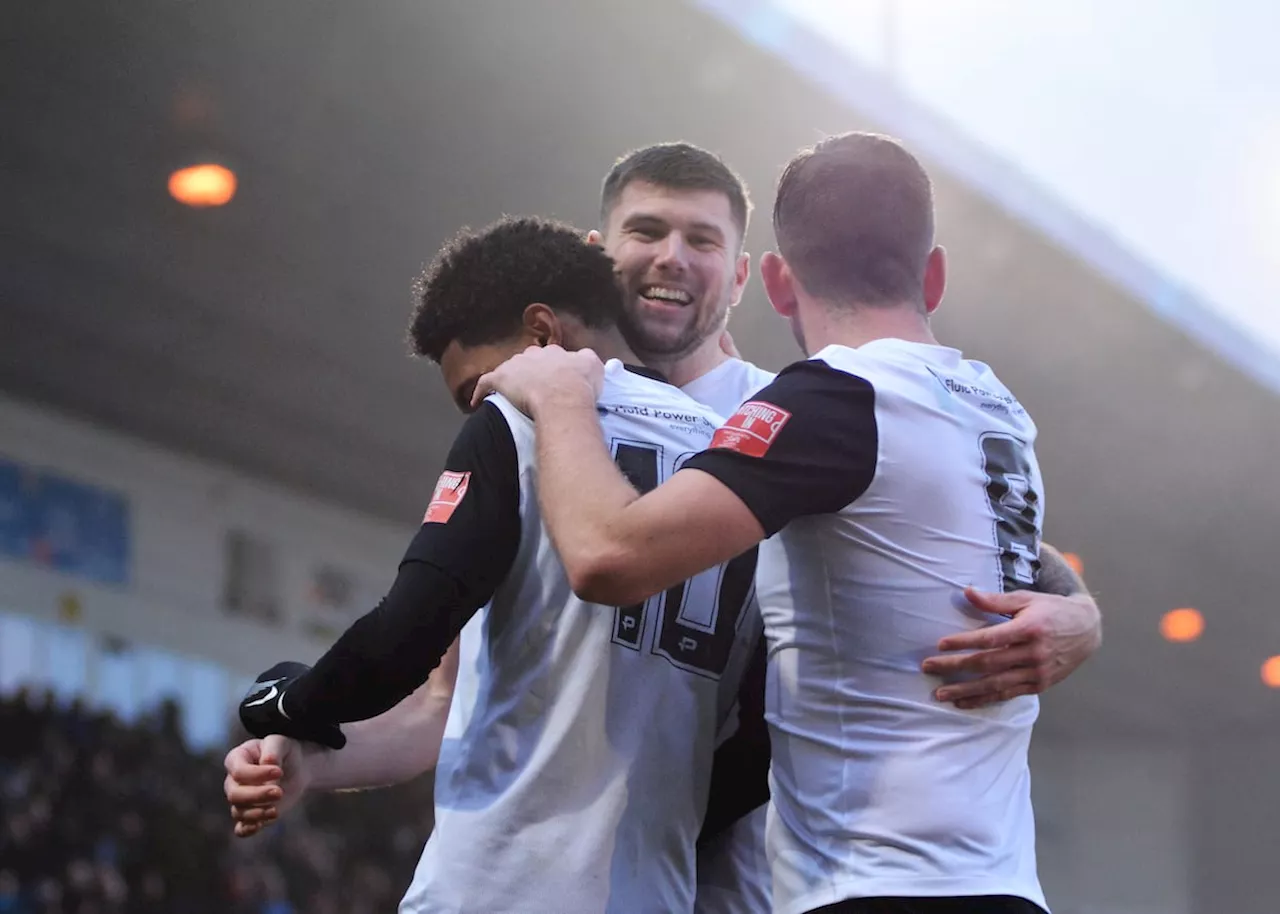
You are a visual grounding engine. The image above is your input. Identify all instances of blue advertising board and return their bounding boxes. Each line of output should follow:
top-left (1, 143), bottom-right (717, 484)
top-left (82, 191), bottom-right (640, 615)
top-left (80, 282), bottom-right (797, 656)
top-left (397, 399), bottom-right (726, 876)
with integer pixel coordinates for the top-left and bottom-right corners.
top-left (0, 455), bottom-right (131, 586)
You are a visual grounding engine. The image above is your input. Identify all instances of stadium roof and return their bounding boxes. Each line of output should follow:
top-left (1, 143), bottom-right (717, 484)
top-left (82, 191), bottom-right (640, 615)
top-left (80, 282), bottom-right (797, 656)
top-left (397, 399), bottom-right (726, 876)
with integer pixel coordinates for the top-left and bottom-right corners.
top-left (3, 0), bottom-right (1278, 745)
top-left (698, 0), bottom-right (1280, 395)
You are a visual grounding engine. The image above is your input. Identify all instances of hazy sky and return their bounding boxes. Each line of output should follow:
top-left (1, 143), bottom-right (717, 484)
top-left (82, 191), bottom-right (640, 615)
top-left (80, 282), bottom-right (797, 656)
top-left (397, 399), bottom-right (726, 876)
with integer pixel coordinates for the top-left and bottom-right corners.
top-left (778, 0), bottom-right (1280, 357)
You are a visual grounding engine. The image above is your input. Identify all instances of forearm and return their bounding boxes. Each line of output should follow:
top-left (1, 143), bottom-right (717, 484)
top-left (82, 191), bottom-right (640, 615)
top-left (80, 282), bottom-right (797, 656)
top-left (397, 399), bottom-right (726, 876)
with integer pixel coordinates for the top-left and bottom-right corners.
top-left (1037, 542), bottom-right (1089, 597)
top-left (285, 562), bottom-right (470, 725)
top-left (307, 647), bottom-right (456, 791)
top-left (527, 393), bottom-right (768, 604)
top-left (529, 394), bottom-right (643, 591)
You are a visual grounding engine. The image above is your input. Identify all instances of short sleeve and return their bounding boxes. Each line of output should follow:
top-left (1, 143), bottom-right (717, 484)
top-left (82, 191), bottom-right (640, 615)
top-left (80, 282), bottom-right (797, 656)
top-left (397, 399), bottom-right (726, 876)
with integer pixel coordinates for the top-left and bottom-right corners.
top-left (681, 361), bottom-right (878, 536)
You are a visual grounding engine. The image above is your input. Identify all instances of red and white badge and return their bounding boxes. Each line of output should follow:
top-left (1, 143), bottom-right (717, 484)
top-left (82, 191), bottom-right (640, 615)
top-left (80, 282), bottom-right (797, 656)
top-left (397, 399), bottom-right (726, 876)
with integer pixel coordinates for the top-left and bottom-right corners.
top-left (709, 400), bottom-right (792, 458)
top-left (423, 471), bottom-right (471, 524)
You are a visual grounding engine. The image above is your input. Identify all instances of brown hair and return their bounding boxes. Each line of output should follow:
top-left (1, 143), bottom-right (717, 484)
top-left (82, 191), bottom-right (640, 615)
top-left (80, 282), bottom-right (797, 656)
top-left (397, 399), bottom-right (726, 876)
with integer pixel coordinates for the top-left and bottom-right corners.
top-left (773, 132), bottom-right (934, 306)
top-left (601, 142), bottom-right (752, 244)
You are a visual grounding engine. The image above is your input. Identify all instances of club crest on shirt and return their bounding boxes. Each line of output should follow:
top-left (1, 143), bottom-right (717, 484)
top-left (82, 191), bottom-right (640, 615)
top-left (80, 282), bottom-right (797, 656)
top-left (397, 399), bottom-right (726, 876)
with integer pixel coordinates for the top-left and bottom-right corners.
top-left (423, 471), bottom-right (471, 524)
top-left (709, 400), bottom-right (792, 457)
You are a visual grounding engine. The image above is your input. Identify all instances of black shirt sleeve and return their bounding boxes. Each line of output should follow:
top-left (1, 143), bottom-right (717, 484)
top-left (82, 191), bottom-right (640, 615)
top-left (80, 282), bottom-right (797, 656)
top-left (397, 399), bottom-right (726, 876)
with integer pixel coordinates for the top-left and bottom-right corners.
top-left (682, 360), bottom-right (879, 537)
top-left (284, 400), bottom-right (522, 725)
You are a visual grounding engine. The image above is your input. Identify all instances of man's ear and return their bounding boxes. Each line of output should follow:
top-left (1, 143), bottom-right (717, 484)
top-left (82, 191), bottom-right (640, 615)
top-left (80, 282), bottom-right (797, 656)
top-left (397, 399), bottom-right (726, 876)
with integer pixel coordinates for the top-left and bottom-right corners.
top-left (760, 251), bottom-right (797, 318)
top-left (923, 245), bottom-right (947, 314)
top-left (522, 303), bottom-right (562, 347)
top-left (729, 250), bottom-right (751, 308)
top-left (585, 229), bottom-right (604, 247)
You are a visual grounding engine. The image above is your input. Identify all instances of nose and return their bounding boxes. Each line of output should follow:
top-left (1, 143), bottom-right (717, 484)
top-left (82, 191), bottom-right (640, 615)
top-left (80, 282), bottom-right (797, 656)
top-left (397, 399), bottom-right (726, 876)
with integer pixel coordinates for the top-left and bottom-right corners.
top-left (653, 232), bottom-right (689, 273)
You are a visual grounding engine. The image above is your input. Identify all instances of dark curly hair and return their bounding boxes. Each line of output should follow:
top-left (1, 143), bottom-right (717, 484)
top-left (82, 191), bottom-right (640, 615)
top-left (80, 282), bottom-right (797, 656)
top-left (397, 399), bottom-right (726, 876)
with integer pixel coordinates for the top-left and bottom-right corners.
top-left (409, 217), bottom-right (624, 361)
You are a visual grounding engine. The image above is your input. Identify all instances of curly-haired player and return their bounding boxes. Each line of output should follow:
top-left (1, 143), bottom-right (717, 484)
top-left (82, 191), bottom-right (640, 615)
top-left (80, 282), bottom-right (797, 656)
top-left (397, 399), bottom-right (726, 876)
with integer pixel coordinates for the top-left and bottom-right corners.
top-left (233, 216), bottom-right (764, 914)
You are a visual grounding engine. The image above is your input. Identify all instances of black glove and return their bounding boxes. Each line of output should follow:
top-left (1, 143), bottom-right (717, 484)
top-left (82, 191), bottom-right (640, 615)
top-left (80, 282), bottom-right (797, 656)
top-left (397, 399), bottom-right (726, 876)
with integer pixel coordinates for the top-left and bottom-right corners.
top-left (238, 661), bottom-right (347, 750)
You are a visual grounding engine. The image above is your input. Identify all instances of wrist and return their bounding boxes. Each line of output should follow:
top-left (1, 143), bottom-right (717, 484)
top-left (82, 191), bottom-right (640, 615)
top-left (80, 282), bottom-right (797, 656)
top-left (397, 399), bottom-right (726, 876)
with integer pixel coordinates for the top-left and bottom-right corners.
top-left (303, 742), bottom-right (338, 792)
top-left (528, 378), bottom-right (597, 419)
top-left (1066, 590), bottom-right (1099, 612)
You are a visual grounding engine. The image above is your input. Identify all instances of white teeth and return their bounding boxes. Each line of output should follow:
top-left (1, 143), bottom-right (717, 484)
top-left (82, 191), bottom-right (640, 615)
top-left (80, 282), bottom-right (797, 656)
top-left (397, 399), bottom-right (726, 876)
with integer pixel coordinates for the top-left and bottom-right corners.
top-left (642, 287), bottom-right (693, 304)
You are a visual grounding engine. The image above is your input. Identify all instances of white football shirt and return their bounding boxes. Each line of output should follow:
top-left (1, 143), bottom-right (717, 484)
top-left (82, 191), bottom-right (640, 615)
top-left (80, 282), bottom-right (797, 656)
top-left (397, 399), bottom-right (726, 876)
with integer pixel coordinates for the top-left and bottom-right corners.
top-left (400, 361), bottom-right (761, 914)
top-left (680, 356), bottom-right (778, 421)
top-left (684, 340), bottom-right (1047, 914)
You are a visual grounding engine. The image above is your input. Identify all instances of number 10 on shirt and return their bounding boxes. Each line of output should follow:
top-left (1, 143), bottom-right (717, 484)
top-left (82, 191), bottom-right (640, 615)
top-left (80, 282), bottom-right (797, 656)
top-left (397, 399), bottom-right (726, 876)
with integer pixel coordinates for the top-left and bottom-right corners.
top-left (609, 440), bottom-right (757, 680)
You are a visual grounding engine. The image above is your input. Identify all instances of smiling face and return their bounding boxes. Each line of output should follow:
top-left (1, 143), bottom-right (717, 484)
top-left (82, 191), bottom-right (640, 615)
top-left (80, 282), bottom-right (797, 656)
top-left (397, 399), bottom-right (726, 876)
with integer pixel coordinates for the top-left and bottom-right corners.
top-left (597, 181), bottom-right (749, 363)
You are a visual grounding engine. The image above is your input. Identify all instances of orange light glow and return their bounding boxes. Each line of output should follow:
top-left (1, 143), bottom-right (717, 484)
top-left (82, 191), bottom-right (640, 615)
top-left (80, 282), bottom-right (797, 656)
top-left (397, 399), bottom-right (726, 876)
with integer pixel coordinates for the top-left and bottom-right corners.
top-left (1062, 552), bottom-right (1084, 575)
top-left (1263, 656), bottom-right (1280, 688)
top-left (1160, 608), bottom-right (1204, 643)
top-left (168, 163), bottom-right (236, 207)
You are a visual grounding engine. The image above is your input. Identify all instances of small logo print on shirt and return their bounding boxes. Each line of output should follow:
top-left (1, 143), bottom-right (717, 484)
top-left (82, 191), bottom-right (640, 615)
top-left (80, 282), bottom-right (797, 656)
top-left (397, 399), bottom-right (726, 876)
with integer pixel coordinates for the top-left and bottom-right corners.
top-left (423, 471), bottom-right (471, 524)
top-left (709, 400), bottom-right (792, 457)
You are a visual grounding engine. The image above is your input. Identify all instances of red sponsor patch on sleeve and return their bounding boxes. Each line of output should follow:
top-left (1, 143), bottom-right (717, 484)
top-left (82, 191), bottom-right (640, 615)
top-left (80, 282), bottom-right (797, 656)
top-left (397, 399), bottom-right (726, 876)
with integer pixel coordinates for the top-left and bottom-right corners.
top-left (709, 400), bottom-right (793, 458)
top-left (423, 471), bottom-right (471, 524)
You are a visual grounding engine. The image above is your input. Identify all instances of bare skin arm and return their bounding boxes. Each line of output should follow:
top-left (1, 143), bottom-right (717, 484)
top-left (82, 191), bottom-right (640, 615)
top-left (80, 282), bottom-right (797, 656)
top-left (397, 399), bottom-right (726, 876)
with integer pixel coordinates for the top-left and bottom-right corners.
top-left (225, 637), bottom-right (459, 837)
top-left (921, 547), bottom-right (1101, 709)
top-left (474, 347), bottom-right (1102, 712)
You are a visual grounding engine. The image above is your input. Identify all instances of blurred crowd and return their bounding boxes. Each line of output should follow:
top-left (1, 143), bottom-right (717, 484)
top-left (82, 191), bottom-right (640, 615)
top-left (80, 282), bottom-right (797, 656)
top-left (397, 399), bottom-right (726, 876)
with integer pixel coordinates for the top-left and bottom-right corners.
top-left (0, 688), bottom-right (434, 914)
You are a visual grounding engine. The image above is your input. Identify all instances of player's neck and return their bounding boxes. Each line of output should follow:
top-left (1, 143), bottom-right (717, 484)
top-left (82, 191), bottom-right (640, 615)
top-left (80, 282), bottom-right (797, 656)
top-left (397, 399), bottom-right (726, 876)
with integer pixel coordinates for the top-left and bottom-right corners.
top-left (803, 299), bottom-right (938, 353)
top-left (637, 334), bottom-right (730, 390)
top-left (580, 326), bottom-right (644, 368)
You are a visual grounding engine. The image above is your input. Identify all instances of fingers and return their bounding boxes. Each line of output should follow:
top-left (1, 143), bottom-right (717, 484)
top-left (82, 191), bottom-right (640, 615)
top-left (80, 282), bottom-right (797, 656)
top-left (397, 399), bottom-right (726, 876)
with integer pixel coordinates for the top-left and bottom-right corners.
top-left (260, 733), bottom-right (295, 768)
top-left (225, 775), bottom-right (284, 809)
top-left (228, 777), bottom-right (280, 838)
top-left (936, 614), bottom-right (1034, 652)
top-left (224, 740), bottom-right (261, 774)
top-left (469, 345), bottom-right (602, 409)
top-left (232, 804), bottom-right (280, 838)
top-left (226, 736), bottom-right (289, 839)
top-left (952, 681), bottom-right (1038, 710)
top-left (961, 586), bottom-right (1033, 616)
top-left (224, 755), bottom-right (283, 787)
top-left (227, 767), bottom-right (282, 837)
top-left (921, 644), bottom-right (1038, 678)
top-left (231, 802), bottom-right (279, 825)
top-left (933, 666), bottom-right (1044, 707)
top-left (471, 372), bottom-right (497, 409)
top-left (225, 742), bottom-right (282, 784)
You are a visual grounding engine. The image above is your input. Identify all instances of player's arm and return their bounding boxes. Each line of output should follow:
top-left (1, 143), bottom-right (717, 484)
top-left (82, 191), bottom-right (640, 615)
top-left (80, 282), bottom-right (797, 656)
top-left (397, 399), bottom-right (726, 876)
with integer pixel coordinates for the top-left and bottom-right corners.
top-left (521, 360), bottom-right (877, 606)
top-left (1035, 543), bottom-right (1088, 595)
top-left (226, 641), bottom-right (459, 837)
top-left (309, 634), bottom-right (460, 789)
top-left (238, 401), bottom-right (521, 746)
top-left (921, 518), bottom-right (1101, 710)
top-left (922, 549), bottom-right (1102, 708)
